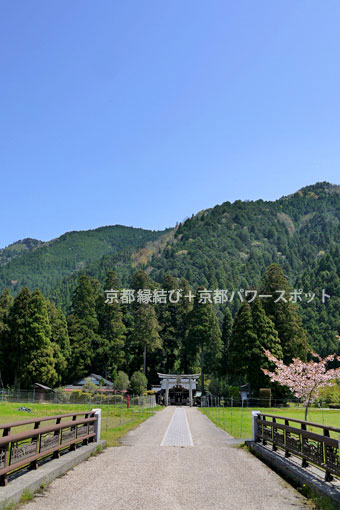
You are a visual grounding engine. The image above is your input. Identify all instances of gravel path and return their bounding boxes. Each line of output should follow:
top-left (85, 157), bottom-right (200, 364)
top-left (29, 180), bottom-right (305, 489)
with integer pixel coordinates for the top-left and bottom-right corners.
top-left (24, 407), bottom-right (310, 510)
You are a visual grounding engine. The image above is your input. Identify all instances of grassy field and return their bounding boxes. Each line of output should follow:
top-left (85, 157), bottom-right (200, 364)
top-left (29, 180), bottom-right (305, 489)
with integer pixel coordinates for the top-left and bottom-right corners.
top-left (0, 402), bottom-right (160, 447)
top-left (200, 406), bottom-right (340, 439)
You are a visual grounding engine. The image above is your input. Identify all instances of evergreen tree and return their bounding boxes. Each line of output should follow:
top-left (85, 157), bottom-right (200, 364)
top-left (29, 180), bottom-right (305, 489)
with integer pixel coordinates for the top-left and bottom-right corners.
top-left (157, 275), bottom-right (181, 373)
top-left (19, 289), bottom-right (57, 388)
top-left (177, 278), bottom-right (193, 373)
top-left (96, 271), bottom-right (126, 379)
top-left (8, 287), bottom-right (31, 388)
top-left (251, 297), bottom-right (283, 391)
top-left (220, 306), bottom-right (233, 377)
top-left (68, 275), bottom-right (99, 380)
top-left (228, 301), bottom-right (258, 386)
top-left (46, 300), bottom-right (71, 384)
top-left (132, 304), bottom-right (161, 376)
top-left (0, 289), bottom-right (13, 387)
top-left (186, 290), bottom-right (222, 393)
top-left (129, 270), bottom-right (161, 377)
top-left (260, 264), bottom-right (309, 362)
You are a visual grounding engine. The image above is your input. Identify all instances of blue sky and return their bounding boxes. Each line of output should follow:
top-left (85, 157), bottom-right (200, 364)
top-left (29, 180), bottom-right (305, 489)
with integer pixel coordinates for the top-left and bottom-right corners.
top-left (1, 1), bottom-right (340, 248)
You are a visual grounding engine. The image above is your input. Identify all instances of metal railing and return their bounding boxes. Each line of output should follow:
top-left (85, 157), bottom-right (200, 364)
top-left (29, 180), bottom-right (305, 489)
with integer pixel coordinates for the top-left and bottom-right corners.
top-left (0, 411), bottom-right (98, 486)
top-left (254, 412), bottom-right (340, 482)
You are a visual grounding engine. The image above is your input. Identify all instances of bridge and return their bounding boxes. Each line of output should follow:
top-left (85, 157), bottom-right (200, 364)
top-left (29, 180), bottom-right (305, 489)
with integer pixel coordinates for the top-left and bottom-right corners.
top-left (21, 406), bottom-right (306, 510)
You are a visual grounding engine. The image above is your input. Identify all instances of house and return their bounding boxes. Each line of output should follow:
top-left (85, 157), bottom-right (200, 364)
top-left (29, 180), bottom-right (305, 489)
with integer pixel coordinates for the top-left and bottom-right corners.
top-left (63, 374), bottom-right (113, 393)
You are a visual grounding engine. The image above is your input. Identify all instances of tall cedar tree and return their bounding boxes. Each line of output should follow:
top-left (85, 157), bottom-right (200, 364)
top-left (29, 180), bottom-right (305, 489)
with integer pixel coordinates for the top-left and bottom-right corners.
top-left (228, 301), bottom-right (258, 386)
top-left (0, 289), bottom-right (13, 386)
top-left (46, 300), bottom-right (71, 384)
top-left (96, 271), bottom-right (126, 379)
top-left (8, 287), bottom-right (31, 388)
top-left (177, 278), bottom-right (193, 374)
top-left (68, 275), bottom-right (99, 380)
top-left (220, 306), bottom-right (233, 377)
top-left (132, 304), bottom-right (161, 376)
top-left (156, 275), bottom-right (182, 373)
top-left (260, 264), bottom-right (309, 362)
top-left (250, 297), bottom-right (283, 391)
top-left (186, 289), bottom-right (222, 393)
top-left (129, 270), bottom-right (161, 377)
top-left (19, 289), bottom-right (57, 388)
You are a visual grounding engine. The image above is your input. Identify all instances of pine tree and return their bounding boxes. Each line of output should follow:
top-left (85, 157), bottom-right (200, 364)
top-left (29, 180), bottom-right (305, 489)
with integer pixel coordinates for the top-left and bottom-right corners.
top-left (186, 290), bottom-right (222, 393)
top-left (260, 264), bottom-right (309, 362)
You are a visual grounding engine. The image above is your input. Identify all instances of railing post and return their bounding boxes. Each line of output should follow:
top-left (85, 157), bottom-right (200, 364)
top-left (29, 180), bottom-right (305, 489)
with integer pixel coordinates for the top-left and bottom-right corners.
top-left (301, 423), bottom-right (308, 467)
top-left (92, 408), bottom-right (102, 441)
top-left (272, 417), bottom-right (277, 451)
top-left (284, 419), bottom-right (291, 457)
top-left (324, 429), bottom-right (333, 482)
top-left (252, 411), bottom-right (260, 442)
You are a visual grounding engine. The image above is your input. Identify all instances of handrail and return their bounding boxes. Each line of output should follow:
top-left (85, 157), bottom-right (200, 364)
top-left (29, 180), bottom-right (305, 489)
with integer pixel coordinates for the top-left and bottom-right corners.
top-left (254, 413), bottom-right (340, 482)
top-left (0, 412), bottom-right (95, 431)
top-left (0, 411), bottom-right (98, 486)
top-left (0, 417), bottom-right (96, 446)
top-left (256, 413), bottom-right (340, 433)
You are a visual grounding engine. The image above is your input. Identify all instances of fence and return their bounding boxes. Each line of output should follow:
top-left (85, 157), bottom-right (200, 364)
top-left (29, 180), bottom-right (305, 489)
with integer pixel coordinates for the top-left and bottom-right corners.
top-left (0, 389), bottom-right (157, 407)
top-left (0, 410), bottom-right (100, 486)
top-left (253, 412), bottom-right (340, 482)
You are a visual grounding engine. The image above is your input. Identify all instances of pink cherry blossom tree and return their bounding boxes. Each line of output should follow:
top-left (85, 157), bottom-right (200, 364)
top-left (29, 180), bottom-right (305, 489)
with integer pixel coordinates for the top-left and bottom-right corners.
top-left (262, 350), bottom-right (340, 420)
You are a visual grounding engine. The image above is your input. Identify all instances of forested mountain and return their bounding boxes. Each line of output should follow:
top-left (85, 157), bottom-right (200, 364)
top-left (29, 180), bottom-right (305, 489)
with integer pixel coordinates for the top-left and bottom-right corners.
top-left (0, 225), bottom-right (168, 296)
top-left (2, 181), bottom-right (340, 370)
top-left (146, 182), bottom-right (340, 292)
top-left (0, 238), bottom-right (44, 266)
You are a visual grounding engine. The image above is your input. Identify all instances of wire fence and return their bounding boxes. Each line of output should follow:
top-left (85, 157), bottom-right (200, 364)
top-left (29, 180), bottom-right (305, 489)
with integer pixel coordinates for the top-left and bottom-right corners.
top-left (0, 389), bottom-right (158, 435)
top-left (200, 396), bottom-right (340, 440)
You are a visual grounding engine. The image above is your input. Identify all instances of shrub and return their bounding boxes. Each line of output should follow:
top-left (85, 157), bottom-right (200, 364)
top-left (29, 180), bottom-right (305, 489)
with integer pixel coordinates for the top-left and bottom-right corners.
top-left (115, 371), bottom-right (130, 391)
top-left (70, 391), bottom-right (93, 403)
top-left (54, 388), bottom-right (71, 403)
top-left (130, 372), bottom-right (147, 396)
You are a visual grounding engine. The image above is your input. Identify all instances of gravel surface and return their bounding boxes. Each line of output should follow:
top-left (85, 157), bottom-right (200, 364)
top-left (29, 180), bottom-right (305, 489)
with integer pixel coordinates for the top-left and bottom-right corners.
top-left (24, 407), bottom-right (310, 510)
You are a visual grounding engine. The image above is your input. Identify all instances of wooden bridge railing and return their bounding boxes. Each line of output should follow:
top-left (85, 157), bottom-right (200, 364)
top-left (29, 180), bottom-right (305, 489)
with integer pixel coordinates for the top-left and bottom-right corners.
top-left (253, 412), bottom-right (340, 482)
top-left (0, 411), bottom-right (98, 486)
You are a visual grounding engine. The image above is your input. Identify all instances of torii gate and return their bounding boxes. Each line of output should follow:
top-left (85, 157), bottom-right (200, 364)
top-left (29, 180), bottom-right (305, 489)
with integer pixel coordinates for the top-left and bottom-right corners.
top-left (157, 373), bottom-right (200, 407)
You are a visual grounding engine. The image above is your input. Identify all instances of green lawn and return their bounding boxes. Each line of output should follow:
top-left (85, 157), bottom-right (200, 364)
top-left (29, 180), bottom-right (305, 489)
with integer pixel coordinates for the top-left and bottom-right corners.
top-left (0, 402), bottom-right (160, 447)
top-left (200, 406), bottom-right (340, 439)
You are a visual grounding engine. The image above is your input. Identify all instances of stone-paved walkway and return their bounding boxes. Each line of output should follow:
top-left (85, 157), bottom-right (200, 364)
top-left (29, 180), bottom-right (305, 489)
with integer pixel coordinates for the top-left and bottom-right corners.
top-left (24, 407), bottom-right (310, 510)
top-left (161, 408), bottom-right (193, 446)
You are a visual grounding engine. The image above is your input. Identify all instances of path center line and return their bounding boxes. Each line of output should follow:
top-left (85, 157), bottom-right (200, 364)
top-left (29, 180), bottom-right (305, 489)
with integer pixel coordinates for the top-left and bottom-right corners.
top-left (160, 408), bottom-right (194, 447)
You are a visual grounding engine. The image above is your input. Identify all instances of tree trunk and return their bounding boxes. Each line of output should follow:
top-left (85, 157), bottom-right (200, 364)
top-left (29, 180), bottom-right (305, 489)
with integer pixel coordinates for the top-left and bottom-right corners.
top-left (201, 349), bottom-right (205, 395)
top-left (143, 345), bottom-right (147, 376)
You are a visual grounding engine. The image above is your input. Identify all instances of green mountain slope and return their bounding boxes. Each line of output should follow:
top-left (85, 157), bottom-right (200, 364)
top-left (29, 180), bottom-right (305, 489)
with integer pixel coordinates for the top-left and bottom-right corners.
top-left (146, 182), bottom-right (340, 295)
top-left (0, 238), bottom-right (44, 266)
top-left (3, 181), bottom-right (340, 358)
top-left (0, 225), bottom-right (168, 296)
